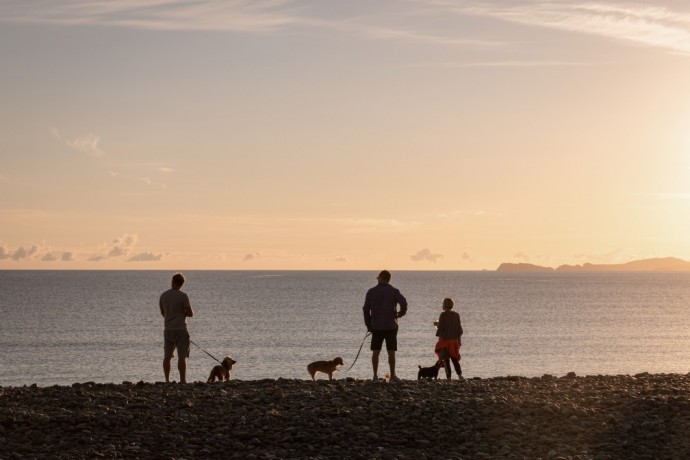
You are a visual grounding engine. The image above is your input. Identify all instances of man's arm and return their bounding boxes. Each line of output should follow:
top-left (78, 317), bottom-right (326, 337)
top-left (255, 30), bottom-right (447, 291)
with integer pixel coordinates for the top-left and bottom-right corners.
top-left (184, 296), bottom-right (194, 317)
top-left (362, 294), bottom-right (372, 331)
top-left (395, 291), bottom-right (408, 318)
top-left (159, 298), bottom-right (164, 317)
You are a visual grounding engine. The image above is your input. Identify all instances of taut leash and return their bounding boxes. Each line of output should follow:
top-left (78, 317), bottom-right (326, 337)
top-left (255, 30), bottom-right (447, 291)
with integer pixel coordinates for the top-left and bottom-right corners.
top-left (344, 331), bottom-right (371, 372)
top-left (190, 340), bottom-right (222, 364)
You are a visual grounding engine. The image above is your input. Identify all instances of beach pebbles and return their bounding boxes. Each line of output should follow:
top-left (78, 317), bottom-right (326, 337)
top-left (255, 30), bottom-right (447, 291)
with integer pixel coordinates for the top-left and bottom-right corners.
top-left (1, 374), bottom-right (690, 459)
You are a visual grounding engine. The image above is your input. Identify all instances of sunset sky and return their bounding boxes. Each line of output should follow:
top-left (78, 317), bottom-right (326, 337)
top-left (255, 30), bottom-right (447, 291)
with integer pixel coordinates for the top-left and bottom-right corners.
top-left (2, 0), bottom-right (690, 270)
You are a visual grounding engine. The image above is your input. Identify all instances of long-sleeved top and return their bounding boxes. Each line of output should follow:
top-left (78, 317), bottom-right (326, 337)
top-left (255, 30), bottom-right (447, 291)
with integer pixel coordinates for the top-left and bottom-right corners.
top-left (436, 310), bottom-right (463, 342)
top-left (363, 283), bottom-right (408, 331)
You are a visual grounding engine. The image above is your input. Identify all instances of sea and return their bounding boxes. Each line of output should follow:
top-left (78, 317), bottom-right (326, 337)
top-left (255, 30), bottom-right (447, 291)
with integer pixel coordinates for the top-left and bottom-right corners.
top-left (1, 270), bottom-right (690, 387)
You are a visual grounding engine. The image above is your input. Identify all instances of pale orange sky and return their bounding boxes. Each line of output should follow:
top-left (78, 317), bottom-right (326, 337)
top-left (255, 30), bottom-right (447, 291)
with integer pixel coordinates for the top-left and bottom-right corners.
top-left (2, 1), bottom-right (690, 270)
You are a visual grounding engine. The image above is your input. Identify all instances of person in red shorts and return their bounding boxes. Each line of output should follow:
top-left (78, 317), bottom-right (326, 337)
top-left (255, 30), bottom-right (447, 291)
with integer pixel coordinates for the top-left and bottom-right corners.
top-left (434, 297), bottom-right (463, 380)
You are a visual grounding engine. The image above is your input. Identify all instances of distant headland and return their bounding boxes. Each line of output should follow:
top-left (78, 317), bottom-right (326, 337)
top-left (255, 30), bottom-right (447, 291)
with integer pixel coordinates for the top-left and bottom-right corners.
top-left (496, 257), bottom-right (690, 272)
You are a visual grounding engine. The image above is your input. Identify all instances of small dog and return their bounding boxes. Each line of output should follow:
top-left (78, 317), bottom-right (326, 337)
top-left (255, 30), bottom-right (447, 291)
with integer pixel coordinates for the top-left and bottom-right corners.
top-left (206, 356), bottom-right (236, 383)
top-left (307, 357), bottom-right (344, 381)
top-left (418, 360), bottom-right (444, 380)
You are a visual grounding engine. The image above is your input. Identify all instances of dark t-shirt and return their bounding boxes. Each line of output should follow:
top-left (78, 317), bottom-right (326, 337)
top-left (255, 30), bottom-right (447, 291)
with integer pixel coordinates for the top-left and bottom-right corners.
top-left (160, 288), bottom-right (191, 331)
top-left (363, 283), bottom-right (408, 331)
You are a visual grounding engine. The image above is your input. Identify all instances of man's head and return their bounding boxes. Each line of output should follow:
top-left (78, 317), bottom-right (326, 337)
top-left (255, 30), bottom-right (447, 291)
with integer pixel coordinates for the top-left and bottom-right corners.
top-left (377, 270), bottom-right (391, 284)
top-left (171, 273), bottom-right (185, 289)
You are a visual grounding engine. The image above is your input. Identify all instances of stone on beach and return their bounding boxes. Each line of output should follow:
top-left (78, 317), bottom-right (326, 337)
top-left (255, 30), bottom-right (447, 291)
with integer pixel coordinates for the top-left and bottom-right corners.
top-left (1, 373), bottom-right (690, 459)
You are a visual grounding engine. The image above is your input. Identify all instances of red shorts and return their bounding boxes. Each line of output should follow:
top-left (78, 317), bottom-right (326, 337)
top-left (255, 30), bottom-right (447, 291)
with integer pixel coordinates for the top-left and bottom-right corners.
top-left (435, 339), bottom-right (460, 361)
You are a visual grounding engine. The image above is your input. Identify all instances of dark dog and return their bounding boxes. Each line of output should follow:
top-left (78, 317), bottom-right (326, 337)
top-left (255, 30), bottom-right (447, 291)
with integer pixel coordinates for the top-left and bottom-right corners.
top-left (206, 356), bottom-right (236, 383)
top-left (417, 360), bottom-right (444, 380)
top-left (307, 357), bottom-right (344, 381)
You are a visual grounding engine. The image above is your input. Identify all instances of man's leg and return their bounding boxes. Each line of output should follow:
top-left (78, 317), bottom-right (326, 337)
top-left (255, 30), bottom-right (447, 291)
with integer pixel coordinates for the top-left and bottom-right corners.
top-left (178, 357), bottom-right (187, 384)
top-left (163, 357), bottom-right (172, 382)
top-left (372, 350), bottom-right (380, 380)
top-left (387, 350), bottom-right (396, 379)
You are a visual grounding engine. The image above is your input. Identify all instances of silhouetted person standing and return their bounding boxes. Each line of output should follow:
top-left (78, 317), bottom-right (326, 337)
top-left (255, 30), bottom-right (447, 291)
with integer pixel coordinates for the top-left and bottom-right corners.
top-left (434, 297), bottom-right (463, 380)
top-left (363, 270), bottom-right (407, 381)
top-left (160, 273), bottom-right (194, 383)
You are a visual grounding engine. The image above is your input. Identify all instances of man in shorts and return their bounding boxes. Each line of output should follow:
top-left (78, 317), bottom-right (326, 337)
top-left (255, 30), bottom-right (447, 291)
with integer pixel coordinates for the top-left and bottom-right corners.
top-left (362, 270), bottom-right (407, 381)
top-left (160, 273), bottom-right (195, 383)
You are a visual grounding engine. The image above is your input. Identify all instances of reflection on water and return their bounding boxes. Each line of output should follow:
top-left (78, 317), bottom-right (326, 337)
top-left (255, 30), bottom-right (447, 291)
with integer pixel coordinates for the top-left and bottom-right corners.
top-left (1, 270), bottom-right (690, 386)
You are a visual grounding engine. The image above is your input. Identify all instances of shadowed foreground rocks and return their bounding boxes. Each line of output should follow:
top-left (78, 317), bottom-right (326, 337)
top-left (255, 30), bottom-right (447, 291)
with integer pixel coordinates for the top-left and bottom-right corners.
top-left (2, 373), bottom-right (690, 459)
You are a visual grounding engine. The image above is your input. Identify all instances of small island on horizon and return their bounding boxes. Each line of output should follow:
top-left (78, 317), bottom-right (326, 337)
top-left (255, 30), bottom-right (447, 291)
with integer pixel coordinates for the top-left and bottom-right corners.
top-left (496, 256), bottom-right (690, 272)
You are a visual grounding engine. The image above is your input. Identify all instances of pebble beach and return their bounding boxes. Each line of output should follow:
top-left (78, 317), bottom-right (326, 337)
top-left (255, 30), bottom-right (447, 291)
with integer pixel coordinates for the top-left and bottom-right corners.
top-left (2, 373), bottom-right (690, 459)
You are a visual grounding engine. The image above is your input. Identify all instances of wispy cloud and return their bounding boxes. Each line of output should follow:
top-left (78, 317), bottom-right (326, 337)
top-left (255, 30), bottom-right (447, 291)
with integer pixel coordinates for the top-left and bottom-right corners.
top-left (359, 25), bottom-right (501, 47)
top-left (41, 252), bottom-right (58, 262)
top-left (140, 177), bottom-right (167, 188)
top-left (108, 234), bottom-right (138, 258)
top-left (10, 245), bottom-right (39, 261)
top-left (128, 252), bottom-right (164, 262)
top-left (1, 0), bottom-right (502, 49)
top-left (0, 243), bottom-right (72, 262)
top-left (0, 0), bottom-right (299, 32)
top-left (514, 252), bottom-right (531, 261)
top-left (445, 1), bottom-right (690, 55)
top-left (51, 127), bottom-right (105, 157)
top-left (88, 233), bottom-right (164, 262)
top-left (411, 248), bottom-right (444, 263)
top-left (415, 60), bottom-right (594, 68)
top-left (243, 252), bottom-right (261, 261)
top-left (67, 133), bottom-right (105, 157)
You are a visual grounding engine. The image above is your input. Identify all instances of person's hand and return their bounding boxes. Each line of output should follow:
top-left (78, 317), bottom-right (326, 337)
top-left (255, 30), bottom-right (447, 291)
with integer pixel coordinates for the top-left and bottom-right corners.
top-left (367, 326), bottom-right (373, 333)
top-left (433, 320), bottom-right (439, 327)
top-left (396, 311), bottom-right (405, 319)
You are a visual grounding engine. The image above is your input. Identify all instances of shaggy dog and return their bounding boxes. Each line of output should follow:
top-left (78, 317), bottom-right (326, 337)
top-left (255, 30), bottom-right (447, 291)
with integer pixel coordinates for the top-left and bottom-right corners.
top-left (307, 357), bottom-right (344, 381)
top-left (417, 361), bottom-right (444, 380)
top-left (206, 356), bottom-right (237, 383)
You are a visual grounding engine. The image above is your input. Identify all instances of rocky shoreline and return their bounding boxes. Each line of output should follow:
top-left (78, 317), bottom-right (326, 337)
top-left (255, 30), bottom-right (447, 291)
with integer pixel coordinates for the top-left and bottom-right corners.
top-left (2, 373), bottom-right (690, 459)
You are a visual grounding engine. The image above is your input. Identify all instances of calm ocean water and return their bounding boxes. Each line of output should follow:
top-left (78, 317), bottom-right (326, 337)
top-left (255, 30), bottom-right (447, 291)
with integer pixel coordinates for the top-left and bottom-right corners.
top-left (1, 270), bottom-right (690, 386)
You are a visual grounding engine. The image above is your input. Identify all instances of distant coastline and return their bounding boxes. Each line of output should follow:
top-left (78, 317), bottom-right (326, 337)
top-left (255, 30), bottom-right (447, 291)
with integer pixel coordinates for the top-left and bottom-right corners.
top-left (496, 257), bottom-right (690, 272)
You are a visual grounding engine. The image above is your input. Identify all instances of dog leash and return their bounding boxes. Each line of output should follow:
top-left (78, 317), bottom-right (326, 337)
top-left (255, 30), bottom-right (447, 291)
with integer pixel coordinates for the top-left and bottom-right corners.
top-left (190, 340), bottom-right (222, 364)
top-left (344, 331), bottom-right (371, 372)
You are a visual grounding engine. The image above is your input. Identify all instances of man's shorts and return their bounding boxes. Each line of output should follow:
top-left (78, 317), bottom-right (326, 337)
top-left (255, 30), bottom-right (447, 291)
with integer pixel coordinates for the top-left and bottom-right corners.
top-left (164, 329), bottom-right (190, 359)
top-left (370, 329), bottom-right (398, 351)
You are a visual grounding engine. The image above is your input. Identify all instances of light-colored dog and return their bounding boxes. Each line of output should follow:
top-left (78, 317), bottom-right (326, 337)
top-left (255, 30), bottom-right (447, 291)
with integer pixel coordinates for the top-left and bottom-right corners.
top-left (307, 356), bottom-right (344, 381)
top-left (206, 356), bottom-right (236, 383)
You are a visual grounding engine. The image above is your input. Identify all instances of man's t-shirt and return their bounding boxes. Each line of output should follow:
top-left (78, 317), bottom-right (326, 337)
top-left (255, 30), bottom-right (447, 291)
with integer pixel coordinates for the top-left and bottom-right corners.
top-left (160, 289), bottom-right (191, 330)
top-left (363, 283), bottom-right (408, 331)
